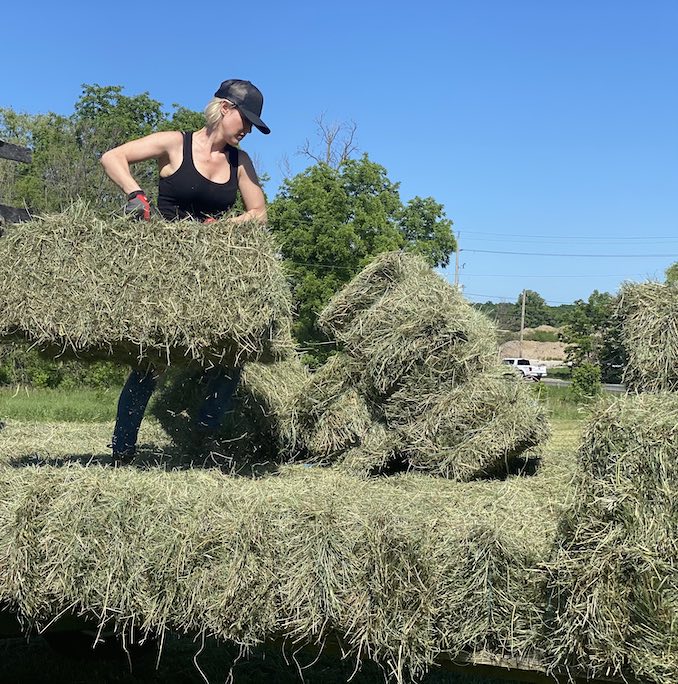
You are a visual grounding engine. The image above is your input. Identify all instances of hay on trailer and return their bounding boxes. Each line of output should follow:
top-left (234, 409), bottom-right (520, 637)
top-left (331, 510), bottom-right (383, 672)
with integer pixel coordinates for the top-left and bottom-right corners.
top-left (293, 254), bottom-right (548, 478)
top-left (335, 423), bottom-right (402, 476)
top-left (319, 253), bottom-right (498, 397)
top-left (547, 393), bottom-right (678, 684)
top-left (618, 281), bottom-right (678, 393)
top-left (150, 356), bottom-right (308, 470)
top-left (394, 369), bottom-right (549, 480)
top-left (318, 251), bottom-right (431, 337)
top-left (0, 202), bottom-right (294, 368)
top-left (292, 362), bottom-right (548, 479)
top-left (293, 353), bottom-right (376, 462)
top-left (0, 452), bottom-right (571, 682)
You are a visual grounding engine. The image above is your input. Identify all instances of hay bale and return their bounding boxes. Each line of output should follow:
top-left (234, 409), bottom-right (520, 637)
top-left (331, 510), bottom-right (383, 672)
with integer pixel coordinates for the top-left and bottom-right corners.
top-left (547, 393), bottom-right (678, 683)
top-left (0, 457), bottom-right (569, 681)
top-left (335, 423), bottom-right (402, 476)
top-left (0, 202), bottom-right (294, 368)
top-left (293, 353), bottom-right (376, 462)
top-left (292, 255), bottom-right (549, 478)
top-left (319, 252), bottom-right (498, 397)
top-left (394, 369), bottom-right (549, 480)
top-left (150, 356), bottom-right (308, 470)
top-left (318, 251), bottom-right (431, 337)
top-left (618, 281), bottom-right (678, 392)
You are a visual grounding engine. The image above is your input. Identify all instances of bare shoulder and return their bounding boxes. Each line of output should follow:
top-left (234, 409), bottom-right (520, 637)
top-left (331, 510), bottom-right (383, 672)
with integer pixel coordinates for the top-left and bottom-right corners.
top-left (144, 130), bottom-right (184, 150)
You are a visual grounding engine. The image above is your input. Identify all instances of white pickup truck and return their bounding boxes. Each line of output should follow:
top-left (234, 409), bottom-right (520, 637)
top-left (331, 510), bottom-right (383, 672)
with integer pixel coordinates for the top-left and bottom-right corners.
top-left (502, 357), bottom-right (547, 380)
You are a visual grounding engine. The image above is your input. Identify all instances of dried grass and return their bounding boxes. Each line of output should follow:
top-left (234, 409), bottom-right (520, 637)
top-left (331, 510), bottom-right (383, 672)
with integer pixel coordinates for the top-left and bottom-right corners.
top-left (546, 393), bottom-right (678, 683)
top-left (618, 281), bottom-right (678, 392)
top-left (293, 354), bottom-right (374, 461)
top-left (319, 252), bottom-right (497, 396)
top-left (150, 357), bottom-right (309, 471)
top-left (0, 202), bottom-right (294, 368)
top-left (294, 253), bottom-right (549, 478)
top-left (0, 447), bottom-right (572, 682)
top-left (395, 369), bottom-right (549, 480)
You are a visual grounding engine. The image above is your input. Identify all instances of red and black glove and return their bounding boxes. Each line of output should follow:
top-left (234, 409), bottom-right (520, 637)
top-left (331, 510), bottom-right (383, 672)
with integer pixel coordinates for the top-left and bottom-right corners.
top-left (124, 190), bottom-right (151, 221)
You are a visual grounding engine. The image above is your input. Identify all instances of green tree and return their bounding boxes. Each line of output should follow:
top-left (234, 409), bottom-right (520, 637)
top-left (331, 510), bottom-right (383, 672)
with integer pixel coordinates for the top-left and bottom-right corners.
top-left (474, 301), bottom-right (520, 331)
top-left (665, 261), bottom-right (678, 284)
top-left (560, 290), bottom-right (625, 383)
top-left (515, 290), bottom-right (555, 329)
top-left (0, 85), bottom-right (203, 214)
top-left (569, 362), bottom-right (602, 402)
top-left (269, 155), bottom-right (456, 360)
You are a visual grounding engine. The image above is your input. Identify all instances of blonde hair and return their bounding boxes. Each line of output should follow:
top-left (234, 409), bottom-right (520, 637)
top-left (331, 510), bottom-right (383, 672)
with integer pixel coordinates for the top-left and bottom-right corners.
top-left (204, 97), bottom-right (235, 133)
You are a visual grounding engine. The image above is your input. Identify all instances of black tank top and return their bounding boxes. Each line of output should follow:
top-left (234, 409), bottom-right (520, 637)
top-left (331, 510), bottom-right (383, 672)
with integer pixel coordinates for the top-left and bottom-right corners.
top-left (157, 132), bottom-right (239, 221)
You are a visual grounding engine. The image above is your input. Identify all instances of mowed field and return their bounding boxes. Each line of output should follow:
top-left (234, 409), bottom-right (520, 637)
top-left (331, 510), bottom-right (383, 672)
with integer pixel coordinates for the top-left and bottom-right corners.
top-left (0, 387), bottom-right (584, 684)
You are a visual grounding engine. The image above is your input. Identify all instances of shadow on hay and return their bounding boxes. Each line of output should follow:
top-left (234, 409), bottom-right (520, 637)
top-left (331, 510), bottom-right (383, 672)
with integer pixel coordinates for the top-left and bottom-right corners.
top-left (7, 439), bottom-right (283, 478)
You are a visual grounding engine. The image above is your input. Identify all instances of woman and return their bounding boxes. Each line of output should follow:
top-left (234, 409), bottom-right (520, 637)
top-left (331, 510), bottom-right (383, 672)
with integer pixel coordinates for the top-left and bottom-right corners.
top-left (100, 79), bottom-right (270, 461)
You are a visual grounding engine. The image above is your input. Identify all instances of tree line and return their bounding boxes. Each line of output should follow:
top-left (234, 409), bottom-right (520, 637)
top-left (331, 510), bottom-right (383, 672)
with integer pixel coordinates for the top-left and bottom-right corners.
top-left (476, 267), bottom-right (677, 385)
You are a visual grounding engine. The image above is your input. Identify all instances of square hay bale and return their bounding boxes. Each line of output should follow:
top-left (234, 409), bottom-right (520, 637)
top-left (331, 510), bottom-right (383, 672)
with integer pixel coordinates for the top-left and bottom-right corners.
top-left (318, 251), bottom-right (431, 337)
top-left (0, 458), bottom-right (570, 682)
top-left (0, 203), bottom-right (294, 368)
top-left (618, 281), bottom-right (678, 393)
top-left (547, 393), bottom-right (678, 684)
top-left (150, 356), bottom-right (309, 470)
top-left (394, 369), bottom-right (549, 480)
top-left (293, 353), bottom-right (377, 462)
top-left (319, 252), bottom-right (498, 397)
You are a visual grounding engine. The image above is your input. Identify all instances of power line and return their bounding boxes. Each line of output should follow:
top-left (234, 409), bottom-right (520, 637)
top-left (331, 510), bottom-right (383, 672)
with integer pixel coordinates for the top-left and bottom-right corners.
top-left (461, 230), bottom-right (678, 241)
top-left (464, 291), bottom-right (573, 305)
top-left (462, 248), bottom-right (678, 258)
top-left (460, 272), bottom-right (648, 278)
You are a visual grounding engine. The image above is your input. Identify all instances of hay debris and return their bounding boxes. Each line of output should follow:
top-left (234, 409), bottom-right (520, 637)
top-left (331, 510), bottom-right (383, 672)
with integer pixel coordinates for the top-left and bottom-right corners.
top-left (0, 202), bottom-right (294, 367)
top-left (618, 281), bottom-right (678, 392)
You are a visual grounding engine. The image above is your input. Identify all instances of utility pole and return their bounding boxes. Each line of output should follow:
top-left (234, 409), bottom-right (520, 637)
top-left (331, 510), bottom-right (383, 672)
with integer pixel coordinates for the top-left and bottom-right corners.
top-left (519, 289), bottom-right (526, 357)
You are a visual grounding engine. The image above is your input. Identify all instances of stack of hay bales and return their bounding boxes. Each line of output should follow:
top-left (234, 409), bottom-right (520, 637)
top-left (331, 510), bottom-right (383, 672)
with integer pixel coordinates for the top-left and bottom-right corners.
top-left (0, 453), bottom-right (569, 681)
top-left (547, 393), bottom-right (678, 684)
top-left (295, 252), bottom-right (550, 479)
top-left (618, 281), bottom-right (678, 392)
top-left (150, 357), bottom-right (309, 471)
top-left (0, 203), bottom-right (294, 368)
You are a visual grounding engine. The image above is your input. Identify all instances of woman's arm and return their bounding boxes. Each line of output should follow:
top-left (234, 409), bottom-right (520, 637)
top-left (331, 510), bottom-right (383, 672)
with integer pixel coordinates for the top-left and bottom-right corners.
top-left (100, 131), bottom-right (181, 194)
top-left (233, 150), bottom-right (267, 223)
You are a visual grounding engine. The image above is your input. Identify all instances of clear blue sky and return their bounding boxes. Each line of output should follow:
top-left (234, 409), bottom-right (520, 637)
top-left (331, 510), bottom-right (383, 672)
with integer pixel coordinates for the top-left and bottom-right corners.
top-left (3, 1), bottom-right (676, 306)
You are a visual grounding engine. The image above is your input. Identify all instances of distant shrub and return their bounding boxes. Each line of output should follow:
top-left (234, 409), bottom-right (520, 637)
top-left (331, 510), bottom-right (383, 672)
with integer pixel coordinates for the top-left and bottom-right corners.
top-left (525, 330), bottom-right (559, 342)
top-left (570, 363), bottom-right (602, 402)
top-left (0, 344), bottom-right (126, 389)
top-left (547, 366), bottom-right (571, 380)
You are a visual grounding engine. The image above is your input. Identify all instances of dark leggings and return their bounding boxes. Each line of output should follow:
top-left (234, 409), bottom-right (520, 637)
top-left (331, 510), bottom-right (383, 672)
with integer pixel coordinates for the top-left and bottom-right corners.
top-left (111, 366), bottom-right (241, 454)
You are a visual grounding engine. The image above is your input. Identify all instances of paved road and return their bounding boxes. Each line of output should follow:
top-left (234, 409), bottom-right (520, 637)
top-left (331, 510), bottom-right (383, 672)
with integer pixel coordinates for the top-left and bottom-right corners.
top-left (541, 378), bottom-right (626, 393)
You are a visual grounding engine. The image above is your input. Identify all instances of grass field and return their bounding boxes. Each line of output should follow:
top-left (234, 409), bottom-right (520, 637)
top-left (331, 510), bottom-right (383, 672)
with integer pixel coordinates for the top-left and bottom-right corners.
top-left (0, 380), bottom-right (589, 424)
top-left (0, 385), bottom-right (584, 683)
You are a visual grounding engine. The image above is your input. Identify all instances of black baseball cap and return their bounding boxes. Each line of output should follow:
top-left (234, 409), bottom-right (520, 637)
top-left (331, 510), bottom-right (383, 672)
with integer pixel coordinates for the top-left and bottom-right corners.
top-left (214, 79), bottom-right (270, 134)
